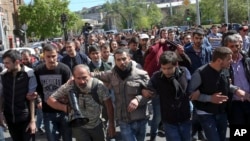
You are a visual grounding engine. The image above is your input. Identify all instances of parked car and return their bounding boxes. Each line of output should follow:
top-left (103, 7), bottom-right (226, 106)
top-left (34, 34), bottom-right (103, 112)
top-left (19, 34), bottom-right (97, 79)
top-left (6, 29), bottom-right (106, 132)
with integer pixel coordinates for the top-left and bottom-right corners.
top-left (0, 47), bottom-right (36, 63)
top-left (105, 30), bottom-right (118, 34)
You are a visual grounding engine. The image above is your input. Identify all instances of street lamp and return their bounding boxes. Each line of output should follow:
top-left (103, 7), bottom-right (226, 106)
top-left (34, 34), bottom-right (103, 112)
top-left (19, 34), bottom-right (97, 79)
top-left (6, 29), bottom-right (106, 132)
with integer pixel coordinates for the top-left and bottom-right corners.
top-left (61, 13), bottom-right (68, 41)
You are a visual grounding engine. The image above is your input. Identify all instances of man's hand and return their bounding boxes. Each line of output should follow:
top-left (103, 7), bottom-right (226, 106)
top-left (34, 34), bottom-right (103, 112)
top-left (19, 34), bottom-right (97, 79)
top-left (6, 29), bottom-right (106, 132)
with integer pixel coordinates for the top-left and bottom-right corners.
top-left (235, 89), bottom-right (249, 101)
top-left (26, 92), bottom-right (38, 101)
top-left (176, 44), bottom-right (184, 55)
top-left (107, 123), bottom-right (116, 139)
top-left (142, 89), bottom-right (154, 99)
top-left (127, 98), bottom-right (139, 112)
top-left (66, 76), bottom-right (74, 84)
top-left (37, 102), bottom-right (42, 109)
top-left (26, 120), bottom-right (36, 134)
top-left (189, 90), bottom-right (200, 100)
top-left (211, 92), bottom-right (228, 104)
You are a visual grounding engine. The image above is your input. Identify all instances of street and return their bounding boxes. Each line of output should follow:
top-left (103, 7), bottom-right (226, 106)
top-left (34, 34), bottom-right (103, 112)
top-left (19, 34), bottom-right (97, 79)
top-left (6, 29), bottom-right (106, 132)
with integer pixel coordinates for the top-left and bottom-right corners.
top-left (2, 115), bottom-right (230, 141)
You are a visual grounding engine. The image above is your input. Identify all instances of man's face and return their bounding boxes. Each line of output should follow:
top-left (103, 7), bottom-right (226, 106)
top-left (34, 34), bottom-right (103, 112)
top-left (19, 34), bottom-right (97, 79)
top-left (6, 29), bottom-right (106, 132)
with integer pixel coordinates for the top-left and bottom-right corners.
top-left (129, 43), bottom-right (138, 51)
top-left (111, 41), bottom-right (118, 52)
top-left (99, 40), bottom-right (105, 47)
top-left (221, 26), bottom-right (228, 33)
top-left (114, 52), bottom-right (130, 71)
top-left (74, 41), bottom-right (81, 49)
top-left (21, 53), bottom-right (31, 65)
top-left (227, 41), bottom-right (240, 55)
top-left (168, 32), bottom-right (175, 41)
top-left (161, 31), bottom-right (168, 39)
top-left (44, 50), bottom-right (58, 70)
top-left (65, 42), bottom-right (76, 55)
top-left (74, 68), bottom-right (90, 89)
top-left (211, 27), bottom-right (218, 34)
top-left (3, 57), bottom-right (17, 72)
top-left (192, 34), bottom-right (204, 47)
top-left (184, 35), bottom-right (192, 45)
top-left (220, 54), bottom-right (232, 69)
top-left (89, 51), bottom-right (101, 63)
top-left (101, 47), bottom-right (110, 60)
top-left (161, 63), bottom-right (176, 78)
top-left (240, 29), bottom-right (248, 36)
top-left (139, 38), bottom-right (148, 47)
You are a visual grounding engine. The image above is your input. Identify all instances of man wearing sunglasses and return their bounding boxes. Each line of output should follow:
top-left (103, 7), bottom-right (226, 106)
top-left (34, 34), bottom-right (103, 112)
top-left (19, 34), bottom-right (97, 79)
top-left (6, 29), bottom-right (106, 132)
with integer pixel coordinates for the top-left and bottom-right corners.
top-left (238, 25), bottom-right (250, 52)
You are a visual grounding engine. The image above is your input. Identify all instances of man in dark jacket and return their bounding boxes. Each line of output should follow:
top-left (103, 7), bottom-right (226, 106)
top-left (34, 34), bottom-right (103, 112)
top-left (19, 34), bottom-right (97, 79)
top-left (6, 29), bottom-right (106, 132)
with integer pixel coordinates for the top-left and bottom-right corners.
top-left (188, 47), bottom-right (247, 141)
top-left (61, 40), bottom-right (90, 71)
top-left (148, 51), bottom-right (191, 141)
top-left (0, 50), bottom-right (37, 141)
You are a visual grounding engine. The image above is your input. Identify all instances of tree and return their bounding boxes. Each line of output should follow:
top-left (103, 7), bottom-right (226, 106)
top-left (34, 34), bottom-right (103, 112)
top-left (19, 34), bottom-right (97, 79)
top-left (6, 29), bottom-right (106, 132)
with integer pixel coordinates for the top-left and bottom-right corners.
top-left (102, 0), bottom-right (163, 30)
top-left (19, 0), bottom-right (79, 39)
top-left (199, 0), bottom-right (248, 24)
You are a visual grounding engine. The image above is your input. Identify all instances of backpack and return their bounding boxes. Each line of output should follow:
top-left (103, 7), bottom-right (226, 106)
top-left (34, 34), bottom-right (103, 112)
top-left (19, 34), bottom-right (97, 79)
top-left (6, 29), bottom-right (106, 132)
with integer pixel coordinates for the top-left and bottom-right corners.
top-left (73, 78), bottom-right (103, 105)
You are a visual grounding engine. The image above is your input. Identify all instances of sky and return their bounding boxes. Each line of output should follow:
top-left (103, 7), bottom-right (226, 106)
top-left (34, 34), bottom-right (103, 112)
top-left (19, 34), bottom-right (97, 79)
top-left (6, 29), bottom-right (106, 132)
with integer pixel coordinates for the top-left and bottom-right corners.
top-left (24, 0), bottom-right (107, 12)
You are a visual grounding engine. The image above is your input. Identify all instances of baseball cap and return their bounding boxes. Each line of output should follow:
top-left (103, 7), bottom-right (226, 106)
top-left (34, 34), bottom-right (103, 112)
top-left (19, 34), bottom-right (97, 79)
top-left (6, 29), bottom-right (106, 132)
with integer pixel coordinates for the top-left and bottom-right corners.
top-left (139, 34), bottom-right (149, 39)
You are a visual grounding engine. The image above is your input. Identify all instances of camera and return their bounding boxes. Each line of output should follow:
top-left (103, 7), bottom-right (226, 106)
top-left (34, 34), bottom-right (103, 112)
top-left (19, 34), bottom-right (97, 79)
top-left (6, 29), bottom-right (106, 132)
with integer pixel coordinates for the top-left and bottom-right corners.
top-left (82, 22), bottom-right (93, 36)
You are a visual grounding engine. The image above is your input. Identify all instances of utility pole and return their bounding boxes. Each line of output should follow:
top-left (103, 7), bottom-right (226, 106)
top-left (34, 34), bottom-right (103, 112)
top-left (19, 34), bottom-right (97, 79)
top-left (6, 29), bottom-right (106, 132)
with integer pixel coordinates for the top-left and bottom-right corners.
top-left (224, 0), bottom-right (228, 23)
top-left (196, 0), bottom-right (200, 25)
top-left (170, 0), bottom-right (173, 16)
top-left (248, 0), bottom-right (250, 24)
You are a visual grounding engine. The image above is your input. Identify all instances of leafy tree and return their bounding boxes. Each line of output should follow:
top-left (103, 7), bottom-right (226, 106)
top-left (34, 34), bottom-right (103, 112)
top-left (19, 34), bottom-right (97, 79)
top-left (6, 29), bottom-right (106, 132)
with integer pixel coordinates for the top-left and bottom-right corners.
top-left (102, 0), bottom-right (163, 30)
top-left (19, 0), bottom-right (79, 39)
top-left (199, 0), bottom-right (248, 24)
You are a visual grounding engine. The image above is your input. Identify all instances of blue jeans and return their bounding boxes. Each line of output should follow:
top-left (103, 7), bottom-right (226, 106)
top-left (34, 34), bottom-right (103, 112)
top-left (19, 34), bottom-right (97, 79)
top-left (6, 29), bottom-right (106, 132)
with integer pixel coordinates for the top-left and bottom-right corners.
top-left (0, 126), bottom-right (5, 141)
top-left (163, 120), bottom-right (191, 141)
top-left (197, 113), bottom-right (227, 141)
top-left (36, 108), bottom-right (43, 129)
top-left (43, 112), bottom-right (72, 141)
top-left (150, 95), bottom-right (161, 139)
top-left (119, 119), bottom-right (147, 141)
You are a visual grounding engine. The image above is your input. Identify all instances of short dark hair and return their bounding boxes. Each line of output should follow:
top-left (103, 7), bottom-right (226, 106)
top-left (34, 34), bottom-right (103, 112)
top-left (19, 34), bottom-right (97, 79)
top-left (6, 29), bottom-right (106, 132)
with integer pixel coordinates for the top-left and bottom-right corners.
top-left (21, 49), bottom-right (31, 56)
top-left (113, 48), bottom-right (129, 59)
top-left (192, 28), bottom-right (204, 36)
top-left (88, 45), bottom-right (100, 54)
top-left (3, 49), bottom-right (21, 63)
top-left (128, 37), bottom-right (139, 45)
top-left (212, 47), bottom-right (232, 62)
top-left (43, 44), bottom-right (57, 53)
top-left (159, 51), bottom-right (178, 66)
top-left (101, 43), bottom-right (110, 50)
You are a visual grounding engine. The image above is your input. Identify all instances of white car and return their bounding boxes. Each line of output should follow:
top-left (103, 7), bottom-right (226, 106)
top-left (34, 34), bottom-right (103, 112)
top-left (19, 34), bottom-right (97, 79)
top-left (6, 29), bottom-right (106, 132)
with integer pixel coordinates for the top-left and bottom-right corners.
top-left (0, 47), bottom-right (36, 63)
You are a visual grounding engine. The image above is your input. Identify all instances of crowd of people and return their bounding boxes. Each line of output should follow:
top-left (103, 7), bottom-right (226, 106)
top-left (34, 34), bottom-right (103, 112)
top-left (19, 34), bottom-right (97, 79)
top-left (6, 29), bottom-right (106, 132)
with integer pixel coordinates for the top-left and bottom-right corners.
top-left (0, 23), bottom-right (249, 141)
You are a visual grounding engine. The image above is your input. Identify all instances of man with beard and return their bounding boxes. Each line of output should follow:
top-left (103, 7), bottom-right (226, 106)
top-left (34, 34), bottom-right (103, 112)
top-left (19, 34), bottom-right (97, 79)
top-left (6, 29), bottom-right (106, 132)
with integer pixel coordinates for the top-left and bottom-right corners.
top-left (184, 29), bottom-right (212, 140)
top-left (223, 34), bottom-right (250, 126)
top-left (188, 47), bottom-right (248, 141)
top-left (185, 29), bottom-right (213, 74)
top-left (92, 48), bottom-right (150, 141)
top-left (34, 44), bottom-right (72, 141)
top-left (0, 50), bottom-right (37, 141)
top-left (47, 64), bottom-right (115, 141)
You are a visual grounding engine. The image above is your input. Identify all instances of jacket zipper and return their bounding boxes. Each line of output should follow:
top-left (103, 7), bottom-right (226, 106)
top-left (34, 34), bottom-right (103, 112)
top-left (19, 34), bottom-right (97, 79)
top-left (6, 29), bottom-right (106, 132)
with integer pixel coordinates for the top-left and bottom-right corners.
top-left (12, 76), bottom-right (16, 123)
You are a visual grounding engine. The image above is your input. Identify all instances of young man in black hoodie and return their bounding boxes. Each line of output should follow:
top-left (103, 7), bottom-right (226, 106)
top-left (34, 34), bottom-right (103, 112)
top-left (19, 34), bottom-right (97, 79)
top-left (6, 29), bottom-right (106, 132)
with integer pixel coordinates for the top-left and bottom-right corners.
top-left (148, 51), bottom-right (191, 141)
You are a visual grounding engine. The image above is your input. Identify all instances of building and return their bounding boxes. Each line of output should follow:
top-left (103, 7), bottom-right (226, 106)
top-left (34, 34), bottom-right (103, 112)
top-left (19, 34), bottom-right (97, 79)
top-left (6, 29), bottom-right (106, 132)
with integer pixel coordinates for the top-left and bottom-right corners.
top-left (0, 0), bottom-right (24, 49)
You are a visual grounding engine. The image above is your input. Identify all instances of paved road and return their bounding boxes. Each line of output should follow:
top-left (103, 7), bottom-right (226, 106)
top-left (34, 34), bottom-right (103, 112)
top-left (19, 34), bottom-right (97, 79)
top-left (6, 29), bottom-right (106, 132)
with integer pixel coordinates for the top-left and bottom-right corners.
top-left (2, 117), bottom-right (166, 141)
top-left (2, 116), bottom-right (230, 141)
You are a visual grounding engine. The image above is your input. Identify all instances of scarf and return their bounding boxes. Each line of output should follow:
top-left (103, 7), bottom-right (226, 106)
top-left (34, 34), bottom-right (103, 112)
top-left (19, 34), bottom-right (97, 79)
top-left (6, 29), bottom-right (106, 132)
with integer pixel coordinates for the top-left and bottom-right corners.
top-left (114, 62), bottom-right (132, 80)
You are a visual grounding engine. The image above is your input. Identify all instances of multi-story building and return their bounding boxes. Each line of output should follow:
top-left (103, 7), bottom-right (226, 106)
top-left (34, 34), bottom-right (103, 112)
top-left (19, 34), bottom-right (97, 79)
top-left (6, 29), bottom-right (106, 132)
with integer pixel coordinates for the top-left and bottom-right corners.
top-left (0, 0), bottom-right (24, 49)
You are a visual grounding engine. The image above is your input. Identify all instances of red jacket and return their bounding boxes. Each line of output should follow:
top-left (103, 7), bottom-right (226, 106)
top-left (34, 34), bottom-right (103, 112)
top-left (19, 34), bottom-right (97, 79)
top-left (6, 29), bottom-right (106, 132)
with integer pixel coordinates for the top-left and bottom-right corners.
top-left (144, 42), bottom-right (191, 77)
